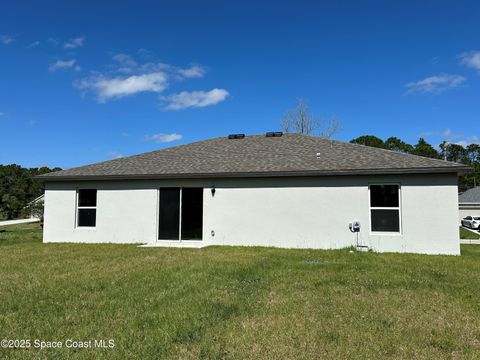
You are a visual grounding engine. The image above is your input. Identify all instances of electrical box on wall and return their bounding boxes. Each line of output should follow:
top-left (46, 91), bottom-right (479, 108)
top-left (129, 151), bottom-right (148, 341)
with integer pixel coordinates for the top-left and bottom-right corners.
top-left (349, 221), bottom-right (361, 232)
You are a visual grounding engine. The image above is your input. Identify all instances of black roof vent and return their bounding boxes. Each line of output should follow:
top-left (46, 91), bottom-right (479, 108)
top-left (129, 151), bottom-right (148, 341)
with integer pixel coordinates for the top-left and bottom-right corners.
top-left (228, 133), bottom-right (245, 139)
top-left (266, 131), bottom-right (283, 138)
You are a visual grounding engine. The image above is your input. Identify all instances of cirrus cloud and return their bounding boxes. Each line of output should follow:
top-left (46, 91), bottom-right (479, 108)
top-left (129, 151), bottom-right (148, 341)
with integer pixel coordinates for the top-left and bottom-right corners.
top-left (0, 35), bottom-right (14, 45)
top-left (177, 65), bottom-right (206, 79)
top-left (64, 36), bottom-right (85, 49)
top-left (145, 133), bottom-right (183, 143)
top-left (49, 59), bottom-right (79, 72)
top-left (162, 88), bottom-right (229, 110)
top-left (404, 74), bottom-right (466, 95)
top-left (459, 51), bottom-right (480, 72)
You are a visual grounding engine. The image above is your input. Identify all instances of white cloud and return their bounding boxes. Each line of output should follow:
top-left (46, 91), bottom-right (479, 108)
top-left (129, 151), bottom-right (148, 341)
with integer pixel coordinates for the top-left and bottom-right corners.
top-left (64, 36), bottom-right (85, 49)
top-left (76, 72), bottom-right (168, 103)
top-left (178, 65), bottom-right (206, 78)
top-left (112, 54), bottom-right (138, 73)
top-left (49, 59), bottom-right (78, 72)
top-left (0, 35), bottom-right (14, 45)
top-left (441, 128), bottom-right (463, 139)
top-left (107, 151), bottom-right (123, 159)
top-left (162, 88), bottom-right (229, 110)
top-left (74, 54), bottom-right (225, 107)
top-left (405, 74), bottom-right (466, 95)
top-left (421, 128), bottom-right (479, 148)
top-left (422, 128), bottom-right (465, 140)
top-left (459, 51), bottom-right (480, 72)
top-left (27, 40), bottom-right (40, 48)
top-left (145, 133), bottom-right (182, 143)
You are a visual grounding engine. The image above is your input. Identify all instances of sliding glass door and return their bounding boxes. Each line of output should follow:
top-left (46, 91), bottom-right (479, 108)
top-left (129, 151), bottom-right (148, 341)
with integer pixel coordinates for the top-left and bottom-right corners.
top-left (158, 187), bottom-right (203, 241)
top-left (158, 188), bottom-right (180, 240)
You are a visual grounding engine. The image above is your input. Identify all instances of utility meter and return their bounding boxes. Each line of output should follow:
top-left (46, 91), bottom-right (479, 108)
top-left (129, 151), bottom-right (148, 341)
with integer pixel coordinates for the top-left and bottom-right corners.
top-left (349, 221), bottom-right (361, 232)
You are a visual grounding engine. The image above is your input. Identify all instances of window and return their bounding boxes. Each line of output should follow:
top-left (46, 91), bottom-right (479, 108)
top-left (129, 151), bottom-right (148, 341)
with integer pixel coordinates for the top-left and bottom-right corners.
top-left (158, 188), bottom-right (203, 240)
top-left (369, 184), bottom-right (400, 233)
top-left (77, 189), bottom-right (97, 227)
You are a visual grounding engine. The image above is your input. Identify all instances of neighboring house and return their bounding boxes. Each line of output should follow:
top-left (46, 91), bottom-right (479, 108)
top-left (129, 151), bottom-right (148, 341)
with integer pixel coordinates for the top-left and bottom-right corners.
top-left (25, 194), bottom-right (44, 219)
top-left (36, 133), bottom-right (470, 255)
top-left (459, 186), bottom-right (480, 222)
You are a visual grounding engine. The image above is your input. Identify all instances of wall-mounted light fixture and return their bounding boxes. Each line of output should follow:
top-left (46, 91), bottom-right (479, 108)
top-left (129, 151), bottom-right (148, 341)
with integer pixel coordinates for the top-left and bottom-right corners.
top-left (211, 186), bottom-right (216, 197)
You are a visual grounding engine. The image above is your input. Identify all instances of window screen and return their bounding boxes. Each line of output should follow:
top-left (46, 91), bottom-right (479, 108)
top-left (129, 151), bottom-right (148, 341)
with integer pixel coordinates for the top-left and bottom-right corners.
top-left (78, 208), bottom-right (96, 227)
top-left (370, 185), bottom-right (400, 233)
top-left (77, 189), bottom-right (97, 227)
top-left (370, 185), bottom-right (399, 207)
top-left (158, 188), bottom-right (180, 240)
top-left (181, 188), bottom-right (203, 240)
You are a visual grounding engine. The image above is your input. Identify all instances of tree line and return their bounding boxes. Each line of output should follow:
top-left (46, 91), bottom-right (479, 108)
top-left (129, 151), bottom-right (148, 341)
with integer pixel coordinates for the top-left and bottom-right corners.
top-left (0, 165), bottom-right (61, 220)
top-left (350, 136), bottom-right (479, 191)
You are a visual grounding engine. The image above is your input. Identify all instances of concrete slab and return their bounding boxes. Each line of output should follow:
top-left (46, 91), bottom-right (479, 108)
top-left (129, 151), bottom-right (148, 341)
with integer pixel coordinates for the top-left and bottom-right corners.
top-left (0, 218), bottom-right (40, 227)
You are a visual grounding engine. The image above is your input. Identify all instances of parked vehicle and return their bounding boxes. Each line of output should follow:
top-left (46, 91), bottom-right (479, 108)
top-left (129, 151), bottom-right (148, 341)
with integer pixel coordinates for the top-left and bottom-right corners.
top-left (461, 216), bottom-right (480, 229)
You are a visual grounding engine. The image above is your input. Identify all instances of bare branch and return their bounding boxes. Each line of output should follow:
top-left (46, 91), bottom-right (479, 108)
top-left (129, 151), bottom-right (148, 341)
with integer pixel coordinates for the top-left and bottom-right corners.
top-left (281, 99), bottom-right (341, 138)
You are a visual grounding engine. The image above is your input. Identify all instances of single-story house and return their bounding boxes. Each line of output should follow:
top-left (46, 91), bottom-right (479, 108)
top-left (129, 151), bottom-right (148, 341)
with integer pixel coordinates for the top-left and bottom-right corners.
top-left (36, 133), bottom-right (470, 255)
top-left (459, 186), bottom-right (480, 222)
top-left (25, 194), bottom-right (45, 219)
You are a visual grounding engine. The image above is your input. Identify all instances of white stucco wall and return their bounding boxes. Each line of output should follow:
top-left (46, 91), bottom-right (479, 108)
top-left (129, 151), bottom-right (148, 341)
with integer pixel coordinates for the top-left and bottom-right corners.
top-left (43, 173), bottom-right (460, 255)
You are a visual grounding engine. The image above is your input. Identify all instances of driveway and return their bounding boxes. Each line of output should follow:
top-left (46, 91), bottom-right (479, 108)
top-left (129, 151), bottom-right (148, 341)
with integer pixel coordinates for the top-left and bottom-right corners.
top-left (0, 218), bottom-right (40, 227)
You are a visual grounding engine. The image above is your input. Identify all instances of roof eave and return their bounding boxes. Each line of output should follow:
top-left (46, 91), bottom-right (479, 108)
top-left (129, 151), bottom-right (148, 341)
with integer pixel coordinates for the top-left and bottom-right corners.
top-left (35, 166), bottom-right (472, 182)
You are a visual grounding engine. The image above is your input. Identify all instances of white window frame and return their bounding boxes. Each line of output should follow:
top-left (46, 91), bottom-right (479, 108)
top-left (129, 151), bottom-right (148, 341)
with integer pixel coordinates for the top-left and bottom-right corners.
top-left (76, 188), bottom-right (97, 228)
top-left (157, 187), bottom-right (203, 242)
top-left (368, 183), bottom-right (402, 235)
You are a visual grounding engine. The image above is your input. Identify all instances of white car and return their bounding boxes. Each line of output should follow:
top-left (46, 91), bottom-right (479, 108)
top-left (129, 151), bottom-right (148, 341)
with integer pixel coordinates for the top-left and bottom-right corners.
top-left (461, 216), bottom-right (480, 229)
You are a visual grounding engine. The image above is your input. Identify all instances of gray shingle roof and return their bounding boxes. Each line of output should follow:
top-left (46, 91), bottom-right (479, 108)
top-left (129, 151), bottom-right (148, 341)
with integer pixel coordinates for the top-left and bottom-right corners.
top-left (36, 133), bottom-right (471, 181)
top-left (459, 187), bottom-right (480, 203)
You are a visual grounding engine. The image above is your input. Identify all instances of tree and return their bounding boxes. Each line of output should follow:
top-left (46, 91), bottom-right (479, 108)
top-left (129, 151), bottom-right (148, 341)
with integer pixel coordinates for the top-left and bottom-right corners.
top-left (282, 98), bottom-right (341, 138)
top-left (411, 138), bottom-right (441, 159)
top-left (349, 134), bottom-right (480, 192)
top-left (439, 142), bottom-right (468, 163)
top-left (384, 137), bottom-right (414, 154)
top-left (350, 135), bottom-right (385, 148)
top-left (0, 164), bottom-right (61, 220)
top-left (466, 144), bottom-right (480, 164)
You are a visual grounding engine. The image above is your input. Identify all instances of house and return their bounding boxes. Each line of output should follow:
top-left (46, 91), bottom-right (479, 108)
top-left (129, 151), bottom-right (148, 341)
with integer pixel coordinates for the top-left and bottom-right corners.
top-left (36, 133), bottom-right (470, 255)
top-left (25, 194), bottom-right (45, 219)
top-left (459, 186), bottom-right (480, 222)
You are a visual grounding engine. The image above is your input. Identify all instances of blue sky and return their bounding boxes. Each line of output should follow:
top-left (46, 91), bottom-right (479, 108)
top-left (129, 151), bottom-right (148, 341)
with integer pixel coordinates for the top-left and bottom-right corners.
top-left (1, 0), bottom-right (479, 168)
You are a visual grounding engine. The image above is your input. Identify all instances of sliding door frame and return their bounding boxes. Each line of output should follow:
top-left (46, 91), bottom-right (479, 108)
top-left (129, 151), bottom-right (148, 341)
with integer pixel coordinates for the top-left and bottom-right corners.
top-left (157, 187), bottom-right (203, 242)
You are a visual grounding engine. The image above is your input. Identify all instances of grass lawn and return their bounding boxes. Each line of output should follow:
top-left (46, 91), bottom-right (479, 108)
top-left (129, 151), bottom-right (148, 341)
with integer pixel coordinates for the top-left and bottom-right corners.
top-left (1, 224), bottom-right (480, 359)
top-left (460, 226), bottom-right (480, 240)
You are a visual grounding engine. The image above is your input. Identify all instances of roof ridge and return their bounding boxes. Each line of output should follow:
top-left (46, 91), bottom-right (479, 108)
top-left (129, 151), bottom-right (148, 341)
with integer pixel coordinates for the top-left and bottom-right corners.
top-left (37, 132), bottom-right (471, 181)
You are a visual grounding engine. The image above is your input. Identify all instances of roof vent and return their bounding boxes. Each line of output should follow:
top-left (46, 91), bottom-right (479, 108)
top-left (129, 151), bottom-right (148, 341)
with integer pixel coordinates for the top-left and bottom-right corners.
top-left (266, 131), bottom-right (283, 137)
top-left (228, 133), bottom-right (245, 139)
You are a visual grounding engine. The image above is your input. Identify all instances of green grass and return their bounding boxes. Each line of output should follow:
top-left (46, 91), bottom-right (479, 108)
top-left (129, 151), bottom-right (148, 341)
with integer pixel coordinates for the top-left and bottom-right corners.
top-left (460, 226), bottom-right (480, 240)
top-left (1, 224), bottom-right (480, 359)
